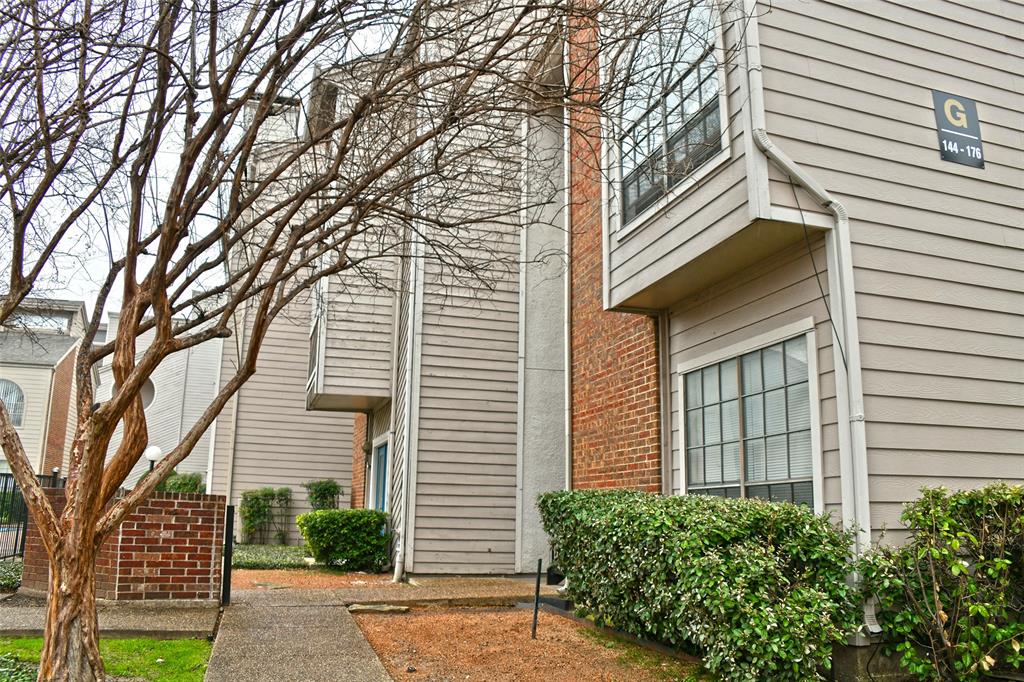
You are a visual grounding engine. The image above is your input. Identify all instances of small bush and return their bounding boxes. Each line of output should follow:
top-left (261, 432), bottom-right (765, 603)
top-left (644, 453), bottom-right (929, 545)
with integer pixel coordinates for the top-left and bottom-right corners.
top-left (296, 509), bottom-right (390, 571)
top-left (239, 487), bottom-right (292, 544)
top-left (231, 544), bottom-right (309, 569)
top-left (302, 479), bottom-right (342, 511)
top-left (538, 490), bottom-right (860, 682)
top-left (863, 484), bottom-right (1024, 681)
top-left (159, 472), bottom-right (205, 493)
top-left (0, 562), bottom-right (22, 591)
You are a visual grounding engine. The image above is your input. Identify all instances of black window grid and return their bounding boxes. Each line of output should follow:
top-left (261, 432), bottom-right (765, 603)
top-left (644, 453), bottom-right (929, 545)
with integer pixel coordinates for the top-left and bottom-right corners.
top-left (620, 51), bottom-right (722, 223)
top-left (683, 338), bottom-right (814, 507)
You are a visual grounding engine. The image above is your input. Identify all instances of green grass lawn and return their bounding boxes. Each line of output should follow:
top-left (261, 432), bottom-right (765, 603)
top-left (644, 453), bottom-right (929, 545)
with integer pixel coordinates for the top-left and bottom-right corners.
top-left (0, 637), bottom-right (211, 682)
top-left (578, 627), bottom-right (709, 681)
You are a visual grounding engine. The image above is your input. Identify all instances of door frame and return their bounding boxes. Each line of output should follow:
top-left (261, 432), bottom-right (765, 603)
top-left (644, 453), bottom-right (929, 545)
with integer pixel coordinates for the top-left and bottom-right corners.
top-left (368, 433), bottom-right (391, 512)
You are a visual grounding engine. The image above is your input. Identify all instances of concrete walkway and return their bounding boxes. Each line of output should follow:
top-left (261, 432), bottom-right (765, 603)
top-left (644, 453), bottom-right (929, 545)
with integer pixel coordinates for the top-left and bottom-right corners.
top-left (204, 595), bottom-right (390, 682)
top-left (205, 576), bottom-right (556, 681)
top-left (0, 594), bottom-right (218, 639)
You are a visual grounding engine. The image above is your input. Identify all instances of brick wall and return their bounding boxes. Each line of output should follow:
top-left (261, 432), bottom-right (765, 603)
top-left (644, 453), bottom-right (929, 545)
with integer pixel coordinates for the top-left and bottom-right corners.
top-left (351, 413), bottom-right (367, 508)
top-left (41, 347), bottom-right (76, 473)
top-left (22, 489), bottom-right (226, 601)
top-left (568, 23), bottom-right (662, 492)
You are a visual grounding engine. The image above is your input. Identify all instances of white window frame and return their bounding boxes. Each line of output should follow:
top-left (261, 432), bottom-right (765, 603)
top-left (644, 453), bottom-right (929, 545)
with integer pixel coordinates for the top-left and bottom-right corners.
top-left (676, 317), bottom-right (823, 513)
top-left (367, 432), bottom-right (391, 512)
top-left (602, 5), bottom-right (732, 242)
top-left (0, 379), bottom-right (25, 428)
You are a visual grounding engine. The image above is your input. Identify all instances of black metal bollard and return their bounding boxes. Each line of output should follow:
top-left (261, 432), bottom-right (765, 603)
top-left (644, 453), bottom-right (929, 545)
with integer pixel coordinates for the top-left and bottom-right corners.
top-left (531, 557), bottom-right (542, 640)
top-left (222, 504), bottom-right (234, 606)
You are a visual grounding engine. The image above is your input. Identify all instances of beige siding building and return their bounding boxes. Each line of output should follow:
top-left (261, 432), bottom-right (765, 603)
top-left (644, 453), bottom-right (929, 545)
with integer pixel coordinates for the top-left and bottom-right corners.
top-left (0, 299), bottom-right (89, 475)
top-left (304, 49), bottom-right (569, 575)
top-left (98, 312), bottom-right (223, 488)
top-left (599, 0), bottom-right (1023, 549)
top-left (209, 294), bottom-right (355, 544)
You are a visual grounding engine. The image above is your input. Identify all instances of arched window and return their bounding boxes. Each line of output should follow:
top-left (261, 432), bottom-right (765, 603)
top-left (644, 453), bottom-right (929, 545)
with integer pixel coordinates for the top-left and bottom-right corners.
top-left (0, 379), bottom-right (25, 427)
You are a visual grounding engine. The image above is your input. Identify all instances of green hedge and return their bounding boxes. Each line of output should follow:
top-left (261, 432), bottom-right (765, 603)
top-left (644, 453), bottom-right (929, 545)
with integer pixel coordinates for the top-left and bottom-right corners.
top-left (302, 479), bottom-right (342, 511)
top-left (863, 484), bottom-right (1024, 681)
top-left (296, 509), bottom-right (390, 571)
top-left (159, 472), bottom-right (204, 493)
top-left (538, 490), bottom-right (859, 681)
top-left (239, 487), bottom-right (292, 544)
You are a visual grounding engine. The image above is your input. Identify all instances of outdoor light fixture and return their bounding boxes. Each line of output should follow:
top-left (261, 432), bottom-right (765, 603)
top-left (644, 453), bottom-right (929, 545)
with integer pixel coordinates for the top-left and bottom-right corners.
top-left (144, 445), bottom-right (163, 472)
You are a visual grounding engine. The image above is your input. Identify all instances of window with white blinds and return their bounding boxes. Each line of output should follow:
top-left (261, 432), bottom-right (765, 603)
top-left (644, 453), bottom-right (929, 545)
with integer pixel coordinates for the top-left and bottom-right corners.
top-left (683, 335), bottom-right (815, 507)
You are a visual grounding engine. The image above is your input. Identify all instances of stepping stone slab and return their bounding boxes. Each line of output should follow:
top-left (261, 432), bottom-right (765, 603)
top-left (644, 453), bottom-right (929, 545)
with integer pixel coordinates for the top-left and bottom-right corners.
top-left (348, 604), bottom-right (409, 613)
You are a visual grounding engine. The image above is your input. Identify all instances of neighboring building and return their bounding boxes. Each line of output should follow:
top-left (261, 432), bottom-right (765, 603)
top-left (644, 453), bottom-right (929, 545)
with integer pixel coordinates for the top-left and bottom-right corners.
top-left (208, 292), bottom-right (355, 544)
top-left (306, 50), bottom-right (569, 575)
top-left (0, 298), bottom-right (89, 475)
top-left (568, 0), bottom-right (1024, 555)
top-left (97, 312), bottom-right (223, 489)
top-left (206, 103), bottom-right (355, 544)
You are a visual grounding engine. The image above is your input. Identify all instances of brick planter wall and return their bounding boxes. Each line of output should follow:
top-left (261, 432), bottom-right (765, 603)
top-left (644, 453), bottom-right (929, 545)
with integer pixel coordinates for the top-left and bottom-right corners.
top-left (567, 25), bottom-right (662, 493)
top-left (22, 489), bottom-right (226, 601)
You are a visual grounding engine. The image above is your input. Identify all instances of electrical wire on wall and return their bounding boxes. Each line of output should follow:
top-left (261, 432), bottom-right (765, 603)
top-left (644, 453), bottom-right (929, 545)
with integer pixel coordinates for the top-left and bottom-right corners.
top-left (787, 175), bottom-right (848, 371)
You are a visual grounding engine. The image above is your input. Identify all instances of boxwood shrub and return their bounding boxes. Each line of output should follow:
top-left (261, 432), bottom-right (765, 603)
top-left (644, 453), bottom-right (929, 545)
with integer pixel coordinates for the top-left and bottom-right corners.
top-left (296, 509), bottom-right (390, 571)
top-left (538, 489), bottom-right (860, 681)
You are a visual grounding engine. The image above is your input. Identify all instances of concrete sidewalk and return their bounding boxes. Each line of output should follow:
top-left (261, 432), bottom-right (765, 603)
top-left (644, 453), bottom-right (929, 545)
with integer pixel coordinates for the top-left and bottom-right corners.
top-left (230, 575), bottom-right (558, 608)
top-left (205, 576), bottom-right (555, 681)
top-left (204, 596), bottom-right (389, 682)
top-left (0, 594), bottom-right (219, 639)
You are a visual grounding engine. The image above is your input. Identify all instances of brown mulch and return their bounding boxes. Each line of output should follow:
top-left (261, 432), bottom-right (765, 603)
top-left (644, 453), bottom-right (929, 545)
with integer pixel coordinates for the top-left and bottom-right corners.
top-left (354, 606), bottom-right (699, 682)
top-left (232, 568), bottom-right (394, 590)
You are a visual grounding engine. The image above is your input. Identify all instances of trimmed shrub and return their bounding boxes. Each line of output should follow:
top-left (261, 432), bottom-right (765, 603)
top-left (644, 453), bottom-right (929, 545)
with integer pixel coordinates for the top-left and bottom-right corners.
top-left (240, 487), bottom-right (292, 544)
top-left (159, 472), bottom-right (204, 493)
top-left (538, 489), bottom-right (859, 681)
top-left (296, 509), bottom-right (390, 571)
top-left (863, 484), bottom-right (1024, 681)
top-left (302, 479), bottom-right (342, 511)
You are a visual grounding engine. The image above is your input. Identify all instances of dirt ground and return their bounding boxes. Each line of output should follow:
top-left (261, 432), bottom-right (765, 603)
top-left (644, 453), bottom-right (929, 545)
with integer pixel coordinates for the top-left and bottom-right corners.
top-left (232, 568), bottom-right (394, 590)
top-left (354, 606), bottom-right (700, 682)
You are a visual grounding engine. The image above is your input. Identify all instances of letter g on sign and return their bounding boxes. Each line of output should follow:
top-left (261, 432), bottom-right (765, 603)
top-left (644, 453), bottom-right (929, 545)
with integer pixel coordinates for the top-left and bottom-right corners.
top-left (944, 98), bottom-right (968, 128)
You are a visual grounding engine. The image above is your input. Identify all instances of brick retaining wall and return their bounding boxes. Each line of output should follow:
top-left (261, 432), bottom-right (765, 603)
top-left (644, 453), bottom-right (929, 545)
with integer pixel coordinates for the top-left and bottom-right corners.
top-left (22, 489), bottom-right (226, 601)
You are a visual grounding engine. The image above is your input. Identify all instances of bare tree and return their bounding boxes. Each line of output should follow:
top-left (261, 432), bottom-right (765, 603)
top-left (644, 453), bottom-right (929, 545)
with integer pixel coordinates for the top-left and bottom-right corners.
top-left (0, 0), bottom-right (723, 678)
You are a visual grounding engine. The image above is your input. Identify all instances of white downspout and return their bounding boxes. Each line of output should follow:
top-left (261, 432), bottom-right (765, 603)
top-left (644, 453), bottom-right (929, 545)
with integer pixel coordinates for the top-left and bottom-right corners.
top-left (392, 229), bottom-right (423, 583)
top-left (751, 130), bottom-right (871, 558)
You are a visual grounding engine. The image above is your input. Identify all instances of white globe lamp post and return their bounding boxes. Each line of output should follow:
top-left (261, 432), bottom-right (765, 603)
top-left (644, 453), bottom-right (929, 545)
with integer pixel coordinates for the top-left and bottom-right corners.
top-left (144, 445), bottom-right (163, 473)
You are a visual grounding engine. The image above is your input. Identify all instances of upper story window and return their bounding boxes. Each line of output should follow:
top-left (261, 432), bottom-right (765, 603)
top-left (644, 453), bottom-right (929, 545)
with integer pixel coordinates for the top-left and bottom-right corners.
top-left (618, 2), bottom-right (723, 225)
top-left (7, 312), bottom-right (72, 334)
top-left (682, 333), bottom-right (816, 508)
top-left (0, 379), bottom-right (25, 427)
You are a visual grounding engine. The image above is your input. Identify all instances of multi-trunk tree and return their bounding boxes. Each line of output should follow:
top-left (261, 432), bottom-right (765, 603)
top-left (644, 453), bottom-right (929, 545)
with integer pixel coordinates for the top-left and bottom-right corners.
top-left (0, 0), bottom-right (720, 678)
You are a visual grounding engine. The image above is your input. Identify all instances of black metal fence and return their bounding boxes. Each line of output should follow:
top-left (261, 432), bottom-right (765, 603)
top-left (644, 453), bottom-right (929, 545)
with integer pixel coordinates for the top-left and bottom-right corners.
top-left (0, 469), bottom-right (65, 561)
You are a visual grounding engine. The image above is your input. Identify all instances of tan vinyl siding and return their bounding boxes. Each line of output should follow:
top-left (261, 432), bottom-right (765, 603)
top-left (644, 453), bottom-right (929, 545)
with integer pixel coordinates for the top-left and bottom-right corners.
top-left (0, 365), bottom-right (53, 471)
top-left (387, 257), bottom-right (412, 553)
top-left (758, 0), bottom-right (1024, 533)
top-left (317, 268), bottom-right (394, 406)
top-left (61, 366), bottom-right (78, 473)
top-left (607, 15), bottom-right (751, 308)
top-left (411, 230), bottom-right (520, 574)
top-left (667, 238), bottom-right (842, 517)
top-left (213, 298), bottom-right (354, 542)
